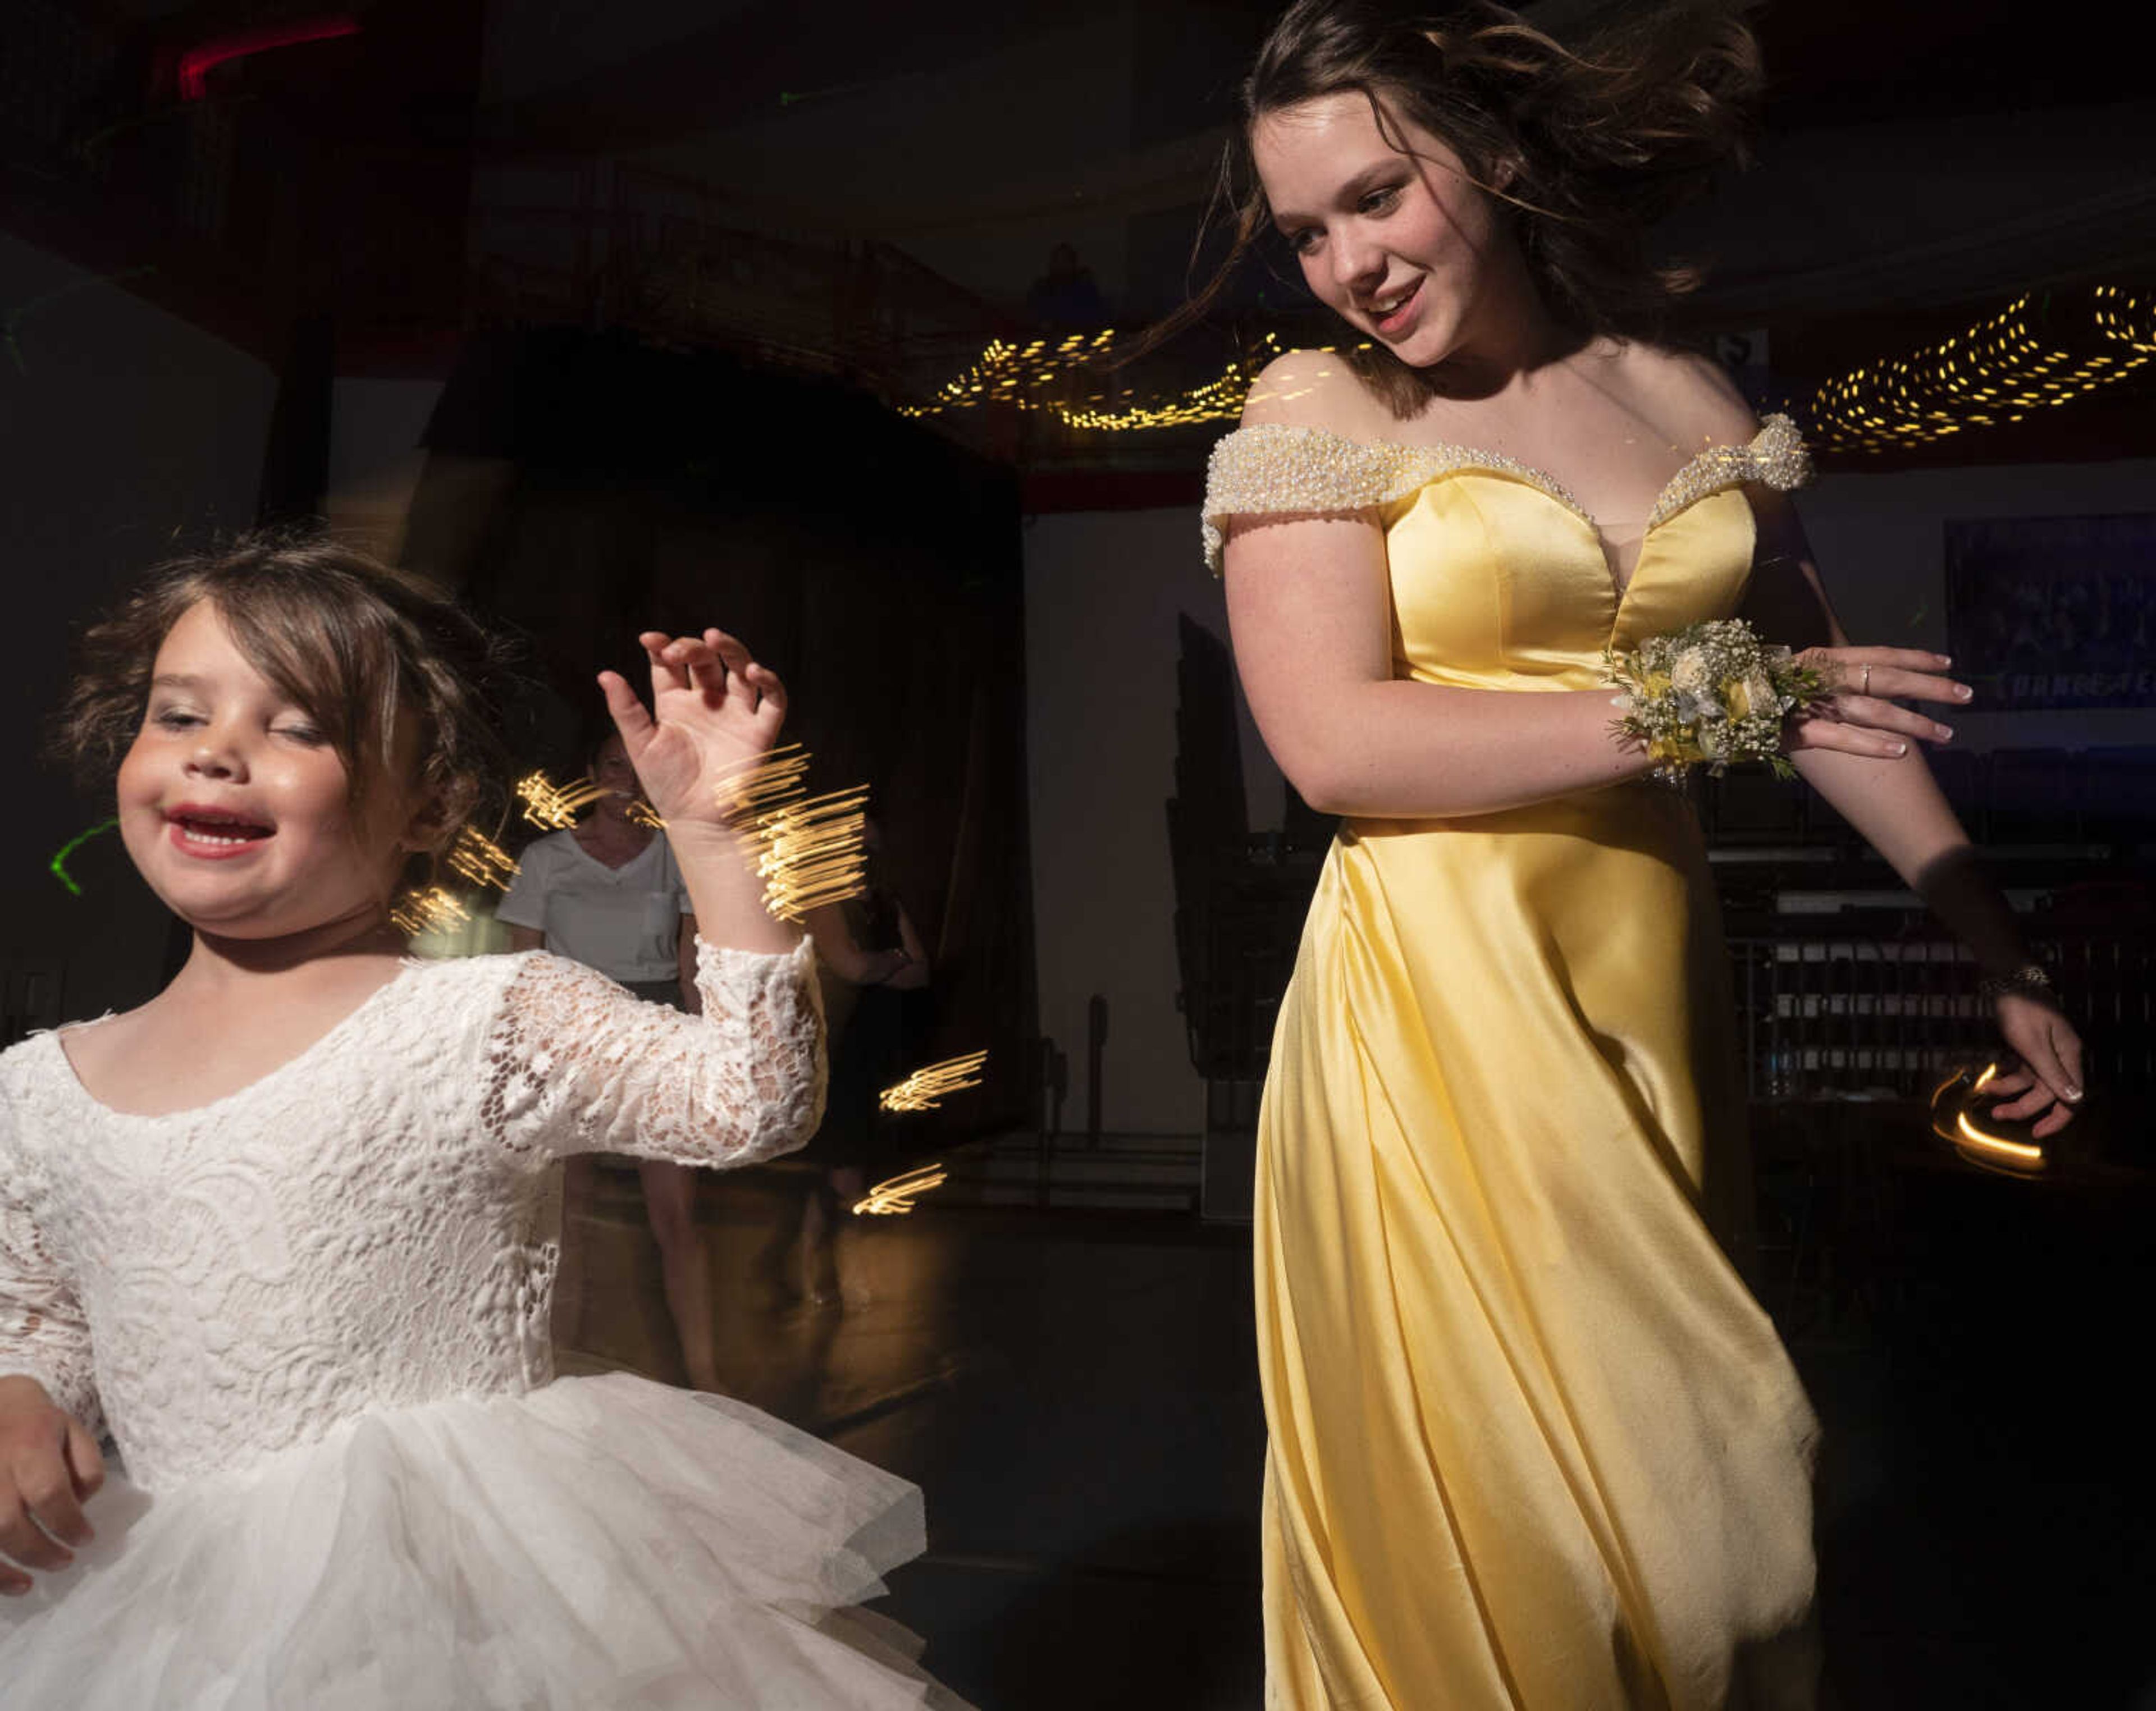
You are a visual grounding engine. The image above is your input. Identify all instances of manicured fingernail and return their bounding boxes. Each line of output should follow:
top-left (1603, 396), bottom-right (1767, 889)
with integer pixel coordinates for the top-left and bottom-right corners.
top-left (1936, 725), bottom-right (1954, 742)
top-left (1937, 655), bottom-right (1952, 665)
top-left (1956, 684), bottom-right (1974, 700)
top-left (2066, 1086), bottom-right (2084, 1101)
top-left (1895, 742), bottom-right (1908, 755)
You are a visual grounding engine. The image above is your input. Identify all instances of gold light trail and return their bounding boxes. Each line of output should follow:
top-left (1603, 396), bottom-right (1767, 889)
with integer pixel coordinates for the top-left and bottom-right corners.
top-left (1930, 1060), bottom-right (2047, 1175)
top-left (390, 885), bottom-right (471, 938)
top-left (852, 1161), bottom-right (951, 1216)
top-left (516, 770), bottom-right (607, 830)
top-left (446, 826), bottom-right (520, 891)
top-left (714, 745), bottom-right (870, 922)
top-left (879, 1049), bottom-right (989, 1113)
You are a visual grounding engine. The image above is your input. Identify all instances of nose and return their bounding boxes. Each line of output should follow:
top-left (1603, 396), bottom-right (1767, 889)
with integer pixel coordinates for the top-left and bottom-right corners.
top-left (184, 725), bottom-right (248, 782)
top-left (1330, 227), bottom-right (1386, 299)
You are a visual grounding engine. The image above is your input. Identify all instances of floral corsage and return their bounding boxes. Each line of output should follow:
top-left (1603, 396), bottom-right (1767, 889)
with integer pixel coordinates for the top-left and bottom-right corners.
top-left (1602, 619), bottom-right (1829, 782)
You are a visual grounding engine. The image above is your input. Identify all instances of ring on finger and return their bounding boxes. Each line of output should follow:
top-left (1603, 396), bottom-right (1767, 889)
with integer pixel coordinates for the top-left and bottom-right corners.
top-left (1860, 664), bottom-right (1871, 695)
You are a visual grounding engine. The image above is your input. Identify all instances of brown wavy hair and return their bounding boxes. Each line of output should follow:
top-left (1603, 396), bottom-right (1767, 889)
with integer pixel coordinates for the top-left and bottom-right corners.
top-left (55, 530), bottom-right (514, 863)
top-left (1166, 0), bottom-right (1762, 416)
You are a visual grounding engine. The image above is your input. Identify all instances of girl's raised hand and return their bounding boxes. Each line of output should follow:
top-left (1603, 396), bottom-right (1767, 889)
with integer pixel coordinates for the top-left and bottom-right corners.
top-left (597, 630), bottom-right (788, 834)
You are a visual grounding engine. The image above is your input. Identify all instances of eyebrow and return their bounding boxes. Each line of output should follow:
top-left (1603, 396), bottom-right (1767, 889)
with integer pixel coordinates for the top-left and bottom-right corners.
top-left (1271, 162), bottom-right (1406, 230)
top-left (149, 673), bottom-right (211, 690)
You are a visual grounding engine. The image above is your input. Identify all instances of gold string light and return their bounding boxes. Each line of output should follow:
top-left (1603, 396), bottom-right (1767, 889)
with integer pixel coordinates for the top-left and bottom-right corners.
top-left (1806, 285), bottom-right (2156, 454)
top-left (625, 799), bottom-right (665, 830)
top-left (903, 330), bottom-right (1332, 432)
top-left (879, 1049), bottom-right (989, 1113)
top-left (852, 1161), bottom-right (951, 1216)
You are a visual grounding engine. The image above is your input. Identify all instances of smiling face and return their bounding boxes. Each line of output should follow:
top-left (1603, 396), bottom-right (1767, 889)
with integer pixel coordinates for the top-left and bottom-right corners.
top-left (1253, 90), bottom-right (1518, 370)
top-left (115, 600), bottom-right (420, 940)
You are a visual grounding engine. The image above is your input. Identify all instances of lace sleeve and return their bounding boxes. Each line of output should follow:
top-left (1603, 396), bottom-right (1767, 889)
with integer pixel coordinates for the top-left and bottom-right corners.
top-left (0, 1115), bottom-right (104, 1436)
top-left (479, 937), bottom-right (825, 1169)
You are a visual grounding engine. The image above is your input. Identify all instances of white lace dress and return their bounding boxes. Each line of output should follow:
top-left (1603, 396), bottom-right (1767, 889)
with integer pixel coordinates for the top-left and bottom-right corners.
top-left (0, 941), bottom-right (963, 1709)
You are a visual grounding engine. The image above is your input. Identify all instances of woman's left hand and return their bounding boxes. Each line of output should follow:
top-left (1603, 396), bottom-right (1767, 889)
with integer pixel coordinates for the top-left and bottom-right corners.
top-left (599, 629), bottom-right (788, 832)
top-left (1785, 646), bottom-right (1970, 760)
top-left (1981, 993), bottom-right (2087, 1139)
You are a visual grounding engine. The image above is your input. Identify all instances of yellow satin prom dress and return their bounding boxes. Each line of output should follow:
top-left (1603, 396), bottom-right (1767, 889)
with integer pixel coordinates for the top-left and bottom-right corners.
top-left (1203, 417), bottom-right (1821, 1711)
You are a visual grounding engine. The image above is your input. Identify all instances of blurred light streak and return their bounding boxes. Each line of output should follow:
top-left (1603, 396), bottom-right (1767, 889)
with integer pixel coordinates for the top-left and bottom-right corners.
top-left (178, 16), bottom-right (360, 100)
top-left (716, 745), bottom-right (869, 921)
top-left (879, 1050), bottom-right (989, 1113)
top-left (390, 885), bottom-right (470, 939)
top-left (1930, 1059), bottom-right (2047, 1175)
top-left (517, 770), bottom-right (606, 830)
top-left (49, 818), bottom-right (118, 896)
top-left (446, 826), bottom-right (519, 891)
top-left (852, 1161), bottom-right (949, 1216)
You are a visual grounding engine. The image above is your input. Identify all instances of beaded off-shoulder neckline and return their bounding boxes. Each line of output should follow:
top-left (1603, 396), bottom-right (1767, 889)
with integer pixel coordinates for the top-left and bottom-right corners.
top-left (1200, 413), bottom-right (1810, 576)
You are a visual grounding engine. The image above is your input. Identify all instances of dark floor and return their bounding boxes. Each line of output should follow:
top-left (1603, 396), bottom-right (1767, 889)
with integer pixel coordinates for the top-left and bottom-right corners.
top-left (563, 1124), bottom-right (2156, 1711)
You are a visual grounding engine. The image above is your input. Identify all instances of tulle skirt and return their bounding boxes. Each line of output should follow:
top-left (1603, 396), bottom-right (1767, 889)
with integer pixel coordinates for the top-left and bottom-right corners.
top-left (0, 1374), bottom-right (966, 1709)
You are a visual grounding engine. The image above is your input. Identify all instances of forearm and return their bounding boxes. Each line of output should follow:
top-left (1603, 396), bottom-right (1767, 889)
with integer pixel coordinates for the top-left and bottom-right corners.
top-left (1282, 680), bottom-right (1654, 819)
top-left (668, 825), bottom-right (801, 956)
top-left (1795, 745), bottom-right (2032, 974)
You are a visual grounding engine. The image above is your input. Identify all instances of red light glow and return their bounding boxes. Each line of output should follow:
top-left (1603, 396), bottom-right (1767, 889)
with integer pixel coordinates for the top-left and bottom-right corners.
top-left (177, 16), bottom-right (360, 102)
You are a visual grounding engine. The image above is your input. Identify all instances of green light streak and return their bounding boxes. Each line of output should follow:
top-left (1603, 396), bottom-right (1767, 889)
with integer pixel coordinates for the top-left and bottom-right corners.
top-left (49, 818), bottom-right (118, 896)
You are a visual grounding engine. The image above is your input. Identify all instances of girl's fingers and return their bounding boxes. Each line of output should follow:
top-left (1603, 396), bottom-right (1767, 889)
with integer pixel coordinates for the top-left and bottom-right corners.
top-left (1825, 694), bottom-right (1956, 745)
top-left (1800, 648), bottom-right (1971, 707)
top-left (641, 630), bottom-right (694, 699)
top-left (1788, 719), bottom-right (1909, 760)
top-left (1866, 669), bottom-right (1972, 707)
top-left (746, 663), bottom-right (788, 725)
top-left (25, 1463), bottom-right (90, 1550)
top-left (674, 639), bottom-right (730, 701)
top-left (597, 670), bottom-right (656, 754)
top-left (705, 628), bottom-right (756, 680)
top-left (64, 1419), bottom-right (103, 1502)
top-left (2054, 1024), bottom-right (2088, 1102)
top-left (1985, 1083), bottom-right (2052, 1122)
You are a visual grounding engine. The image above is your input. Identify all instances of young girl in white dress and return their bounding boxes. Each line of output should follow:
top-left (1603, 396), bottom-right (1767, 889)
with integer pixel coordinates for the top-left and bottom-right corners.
top-left (0, 534), bottom-right (966, 1708)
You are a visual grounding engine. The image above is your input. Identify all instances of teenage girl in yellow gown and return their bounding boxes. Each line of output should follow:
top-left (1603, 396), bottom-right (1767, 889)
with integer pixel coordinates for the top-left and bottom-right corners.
top-left (1191, 4), bottom-right (2089, 1705)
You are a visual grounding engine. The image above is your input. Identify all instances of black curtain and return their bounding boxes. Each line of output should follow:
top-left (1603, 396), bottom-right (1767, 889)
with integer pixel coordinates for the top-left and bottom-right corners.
top-left (406, 327), bottom-right (1035, 1143)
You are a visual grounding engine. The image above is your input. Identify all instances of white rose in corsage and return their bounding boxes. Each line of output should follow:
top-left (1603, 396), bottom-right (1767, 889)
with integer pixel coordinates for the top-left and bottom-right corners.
top-left (1602, 618), bottom-right (1829, 783)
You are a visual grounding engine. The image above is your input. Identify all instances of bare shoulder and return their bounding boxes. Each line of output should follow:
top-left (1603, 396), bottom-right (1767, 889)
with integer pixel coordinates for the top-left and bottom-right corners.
top-left (1630, 342), bottom-right (1762, 447)
top-left (1239, 347), bottom-right (1388, 436)
top-left (47, 1004), bottom-right (148, 1087)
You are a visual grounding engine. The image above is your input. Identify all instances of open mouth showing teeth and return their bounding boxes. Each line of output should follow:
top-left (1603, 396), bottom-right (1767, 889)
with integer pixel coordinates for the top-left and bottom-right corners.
top-left (171, 813), bottom-right (275, 846)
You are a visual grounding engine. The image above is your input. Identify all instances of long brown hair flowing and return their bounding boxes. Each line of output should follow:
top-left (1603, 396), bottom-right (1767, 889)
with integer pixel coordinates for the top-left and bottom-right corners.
top-left (1156, 0), bottom-right (1763, 417)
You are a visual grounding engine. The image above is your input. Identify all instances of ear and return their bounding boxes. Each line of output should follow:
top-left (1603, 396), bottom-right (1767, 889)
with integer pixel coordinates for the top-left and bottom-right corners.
top-left (398, 786), bottom-right (458, 856)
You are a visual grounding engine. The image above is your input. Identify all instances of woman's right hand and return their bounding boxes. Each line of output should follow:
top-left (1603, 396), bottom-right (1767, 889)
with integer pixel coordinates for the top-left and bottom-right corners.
top-left (1785, 647), bottom-right (1972, 760)
top-left (0, 1374), bottom-right (103, 1594)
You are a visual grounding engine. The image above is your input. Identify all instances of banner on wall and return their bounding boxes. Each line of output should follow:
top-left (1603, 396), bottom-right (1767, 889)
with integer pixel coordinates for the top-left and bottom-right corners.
top-left (1944, 513), bottom-right (2156, 711)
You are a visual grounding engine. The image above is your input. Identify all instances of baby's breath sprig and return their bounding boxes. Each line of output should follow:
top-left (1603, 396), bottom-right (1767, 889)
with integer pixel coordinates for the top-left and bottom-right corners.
top-left (1602, 619), bottom-right (1829, 783)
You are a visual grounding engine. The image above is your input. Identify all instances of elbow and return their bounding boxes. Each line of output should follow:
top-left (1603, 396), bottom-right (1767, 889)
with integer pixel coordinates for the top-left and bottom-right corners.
top-left (1278, 749), bottom-right (1354, 818)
